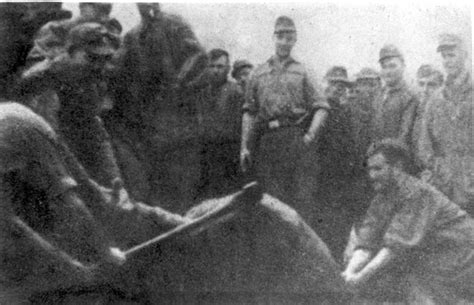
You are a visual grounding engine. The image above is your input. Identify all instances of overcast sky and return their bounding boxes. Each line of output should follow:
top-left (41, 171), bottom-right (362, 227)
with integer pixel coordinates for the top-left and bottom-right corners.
top-left (63, 2), bottom-right (471, 84)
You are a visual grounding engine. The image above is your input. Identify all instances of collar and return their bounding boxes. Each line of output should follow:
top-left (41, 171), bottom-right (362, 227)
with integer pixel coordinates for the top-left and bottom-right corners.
top-left (382, 171), bottom-right (418, 202)
top-left (267, 55), bottom-right (297, 69)
top-left (384, 80), bottom-right (407, 94)
top-left (443, 68), bottom-right (472, 100)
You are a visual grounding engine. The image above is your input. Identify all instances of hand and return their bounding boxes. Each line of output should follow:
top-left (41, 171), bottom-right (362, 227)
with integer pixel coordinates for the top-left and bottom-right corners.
top-left (240, 147), bottom-right (251, 172)
top-left (420, 170), bottom-right (433, 183)
top-left (341, 270), bottom-right (367, 293)
top-left (108, 247), bottom-right (127, 266)
top-left (303, 132), bottom-right (315, 146)
top-left (110, 178), bottom-right (134, 210)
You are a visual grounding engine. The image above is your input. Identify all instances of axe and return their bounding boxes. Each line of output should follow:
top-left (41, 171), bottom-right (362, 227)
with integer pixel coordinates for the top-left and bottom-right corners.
top-left (111, 182), bottom-right (263, 263)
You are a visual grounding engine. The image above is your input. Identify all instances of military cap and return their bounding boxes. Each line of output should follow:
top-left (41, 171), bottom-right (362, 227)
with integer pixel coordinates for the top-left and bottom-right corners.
top-left (79, 3), bottom-right (113, 15)
top-left (324, 66), bottom-right (350, 84)
top-left (355, 67), bottom-right (380, 81)
top-left (437, 33), bottom-right (463, 52)
top-left (417, 64), bottom-right (444, 84)
top-left (379, 44), bottom-right (404, 63)
top-left (231, 60), bottom-right (253, 79)
top-left (274, 16), bottom-right (296, 34)
top-left (416, 64), bottom-right (436, 78)
top-left (67, 22), bottom-right (120, 56)
top-left (367, 138), bottom-right (411, 162)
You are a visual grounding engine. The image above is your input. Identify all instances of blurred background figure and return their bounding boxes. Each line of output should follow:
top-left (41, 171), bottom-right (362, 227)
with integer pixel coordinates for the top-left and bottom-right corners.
top-left (103, 3), bottom-right (207, 212)
top-left (418, 33), bottom-right (473, 215)
top-left (231, 59), bottom-right (253, 92)
top-left (373, 44), bottom-right (418, 160)
top-left (197, 48), bottom-right (244, 199)
top-left (351, 68), bottom-right (380, 167)
top-left (313, 66), bottom-right (357, 263)
top-left (416, 64), bottom-right (444, 102)
top-left (0, 2), bottom-right (71, 99)
top-left (412, 64), bottom-right (444, 160)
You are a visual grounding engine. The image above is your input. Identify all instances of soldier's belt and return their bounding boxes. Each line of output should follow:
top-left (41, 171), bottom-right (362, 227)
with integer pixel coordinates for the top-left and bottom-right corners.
top-left (266, 116), bottom-right (307, 131)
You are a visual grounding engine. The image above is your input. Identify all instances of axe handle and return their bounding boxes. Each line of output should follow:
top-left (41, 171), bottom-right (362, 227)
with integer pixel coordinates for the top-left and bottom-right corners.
top-left (123, 182), bottom-right (260, 258)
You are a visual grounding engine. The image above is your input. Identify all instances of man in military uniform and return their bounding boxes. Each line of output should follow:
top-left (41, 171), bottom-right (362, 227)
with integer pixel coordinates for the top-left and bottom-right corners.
top-left (3, 21), bottom-right (188, 304)
top-left (412, 64), bottom-right (443, 161)
top-left (0, 2), bottom-right (71, 98)
top-left (104, 3), bottom-right (207, 211)
top-left (19, 3), bottom-right (121, 130)
top-left (197, 48), bottom-right (244, 199)
top-left (240, 16), bottom-right (329, 217)
top-left (313, 66), bottom-right (357, 262)
top-left (5, 18), bottom-right (346, 304)
top-left (231, 59), bottom-right (254, 92)
top-left (343, 139), bottom-right (474, 304)
top-left (372, 45), bottom-right (418, 154)
top-left (351, 68), bottom-right (381, 164)
top-left (419, 34), bottom-right (473, 215)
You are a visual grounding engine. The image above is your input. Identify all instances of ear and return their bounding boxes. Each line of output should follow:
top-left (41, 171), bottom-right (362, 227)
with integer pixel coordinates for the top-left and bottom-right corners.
top-left (50, 23), bottom-right (68, 41)
top-left (393, 160), bottom-right (405, 173)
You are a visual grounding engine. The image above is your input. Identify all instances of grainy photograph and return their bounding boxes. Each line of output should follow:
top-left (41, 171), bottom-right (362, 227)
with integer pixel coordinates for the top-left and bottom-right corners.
top-left (0, 1), bottom-right (472, 304)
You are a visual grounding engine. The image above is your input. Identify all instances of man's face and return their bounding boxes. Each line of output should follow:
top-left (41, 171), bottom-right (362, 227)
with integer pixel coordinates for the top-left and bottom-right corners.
top-left (441, 48), bottom-right (465, 77)
top-left (208, 55), bottom-right (230, 84)
top-left (80, 4), bottom-right (102, 20)
top-left (137, 3), bottom-right (161, 19)
top-left (380, 57), bottom-right (404, 86)
top-left (356, 78), bottom-right (379, 100)
top-left (346, 86), bottom-right (359, 103)
top-left (417, 75), bottom-right (442, 101)
top-left (70, 49), bottom-right (112, 74)
top-left (236, 67), bottom-right (253, 87)
top-left (368, 153), bottom-right (394, 193)
top-left (274, 31), bottom-right (296, 58)
top-left (325, 80), bottom-right (347, 100)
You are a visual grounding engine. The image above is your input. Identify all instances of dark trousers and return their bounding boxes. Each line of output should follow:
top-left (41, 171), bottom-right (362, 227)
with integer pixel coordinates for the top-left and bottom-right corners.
top-left (255, 127), bottom-right (320, 222)
top-left (198, 139), bottom-right (242, 199)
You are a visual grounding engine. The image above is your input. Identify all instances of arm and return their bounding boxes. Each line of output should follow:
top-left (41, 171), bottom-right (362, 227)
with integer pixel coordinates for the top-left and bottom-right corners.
top-left (418, 99), bottom-right (437, 180)
top-left (353, 247), bottom-right (395, 282)
top-left (343, 248), bottom-right (372, 275)
top-left (240, 73), bottom-right (259, 172)
top-left (399, 95), bottom-right (418, 147)
top-left (302, 69), bottom-right (330, 145)
top-left (240, 111), bottom-right (256, 172)
top-left (304, 108), bottom-right (328, 144)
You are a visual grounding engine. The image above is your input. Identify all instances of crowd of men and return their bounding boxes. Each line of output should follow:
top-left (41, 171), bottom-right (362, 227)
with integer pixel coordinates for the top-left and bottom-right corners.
top-left (0, 2), bottom-right (473, 304)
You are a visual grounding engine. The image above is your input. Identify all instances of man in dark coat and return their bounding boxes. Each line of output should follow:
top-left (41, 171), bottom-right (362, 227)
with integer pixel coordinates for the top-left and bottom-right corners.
top-left (197, 48), bottom-right (244, 199)
top-left (418, 34), bottom-right (473, 215)
top-left (311, 66), bottom-right (358, 262)
top-left (372, 45), bottom-right (418, 151)
top-left (104, 3), bottom-right (208, 212)
top-left (0, 2), bottom-right (71, 98)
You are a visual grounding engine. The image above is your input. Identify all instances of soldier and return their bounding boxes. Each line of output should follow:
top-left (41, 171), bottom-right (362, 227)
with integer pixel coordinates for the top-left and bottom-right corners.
top-left (197, 48), bottom-right (244, 199)
top-left (231, 59), bottom-right (254, 92)
top-left (104, 3), bottom-right (207, 211)
top-left (372, 44), bottom-right (418, 152)
top-left (18, 3), bottom-right (121, 131)
top-left (27, 3), bottom-right (120, 66)
top-left (0, 2), bottom-right (71, 98)
top-left (313, 66), bottom-right (357, 262)
top-left (240, 16), bottom-right (329, 215)
top-left (412, 64), bottom-right (443, 160)
top-left (418, 34), bottom-right (473, 215)
top-left (351, 68), bottom-right (381, 170)
top-left (3, 21), bottom-right (188, 304)
top-left (2, 21), bottom-right (346, 304)
top-left (343, 139), bottom-right (474, 304)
